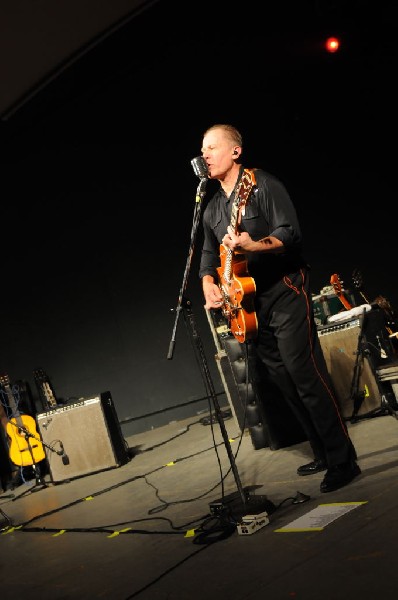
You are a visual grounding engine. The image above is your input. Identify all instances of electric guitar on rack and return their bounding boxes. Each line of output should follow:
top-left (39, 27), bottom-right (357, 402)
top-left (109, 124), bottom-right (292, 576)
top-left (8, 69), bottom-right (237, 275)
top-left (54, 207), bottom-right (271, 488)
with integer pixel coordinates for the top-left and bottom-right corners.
top-left (0, 374), bottom-right (46, 467)
top-left (217, 168), bottom-right (258, 343)
top-left (330, 273), bottom-right (354, 311)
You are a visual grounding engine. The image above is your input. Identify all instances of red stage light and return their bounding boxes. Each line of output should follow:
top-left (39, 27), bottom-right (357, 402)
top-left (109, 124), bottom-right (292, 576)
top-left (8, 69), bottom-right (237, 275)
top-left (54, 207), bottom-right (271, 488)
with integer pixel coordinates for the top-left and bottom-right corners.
top-left (325, 37), bottom-right (341, 53)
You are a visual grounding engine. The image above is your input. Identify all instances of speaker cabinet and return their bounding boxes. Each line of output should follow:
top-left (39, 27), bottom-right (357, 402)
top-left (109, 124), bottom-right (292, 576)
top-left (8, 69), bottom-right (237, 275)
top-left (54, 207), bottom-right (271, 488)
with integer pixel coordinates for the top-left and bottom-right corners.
top-left (36, 391), bottom-right (128, 482)
top-left (318, 318), bottom-right (382, 418)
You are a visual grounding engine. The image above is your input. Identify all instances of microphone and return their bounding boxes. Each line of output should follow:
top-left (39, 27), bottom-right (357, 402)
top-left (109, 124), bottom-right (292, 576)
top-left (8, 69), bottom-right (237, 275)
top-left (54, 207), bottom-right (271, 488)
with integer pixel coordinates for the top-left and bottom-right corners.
top-left (191, 156), bottom-right (208, 179)
top-left (57, 442), bottom-right (70, 465)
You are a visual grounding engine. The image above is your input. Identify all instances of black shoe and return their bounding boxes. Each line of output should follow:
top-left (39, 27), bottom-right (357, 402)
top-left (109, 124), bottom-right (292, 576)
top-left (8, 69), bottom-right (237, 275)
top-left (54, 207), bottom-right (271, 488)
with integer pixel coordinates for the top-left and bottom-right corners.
top-left (297, 459), bottom-right (327, 476)
top-left (320, 462), bottom-right (361, 493)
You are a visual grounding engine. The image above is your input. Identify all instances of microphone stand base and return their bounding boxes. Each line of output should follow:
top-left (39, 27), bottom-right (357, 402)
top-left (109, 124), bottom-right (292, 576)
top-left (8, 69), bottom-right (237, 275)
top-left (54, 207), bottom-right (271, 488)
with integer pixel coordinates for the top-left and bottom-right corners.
top-left (30, 479), bottom-right (48, 492)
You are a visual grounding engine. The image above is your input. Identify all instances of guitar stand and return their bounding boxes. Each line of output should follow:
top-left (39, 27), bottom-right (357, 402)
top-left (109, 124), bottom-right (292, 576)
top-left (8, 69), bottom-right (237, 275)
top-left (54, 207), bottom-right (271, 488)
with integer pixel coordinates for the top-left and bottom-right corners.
top-left (167, 168), bottom-right (276, 522)
top-left (348, 310), bottom-right (367, 422)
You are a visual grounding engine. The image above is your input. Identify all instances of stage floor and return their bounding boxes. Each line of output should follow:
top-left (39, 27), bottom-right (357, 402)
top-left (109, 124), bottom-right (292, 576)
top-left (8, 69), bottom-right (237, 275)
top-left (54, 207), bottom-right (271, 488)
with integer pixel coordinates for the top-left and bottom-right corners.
top-left (2, 406), bottom-right (398, 599)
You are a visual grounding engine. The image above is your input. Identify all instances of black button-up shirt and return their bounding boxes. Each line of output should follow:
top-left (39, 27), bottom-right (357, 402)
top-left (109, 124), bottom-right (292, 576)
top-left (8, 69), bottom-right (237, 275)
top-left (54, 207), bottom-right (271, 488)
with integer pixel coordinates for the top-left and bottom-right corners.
top-left (199, 167), bottom-right (307, 292)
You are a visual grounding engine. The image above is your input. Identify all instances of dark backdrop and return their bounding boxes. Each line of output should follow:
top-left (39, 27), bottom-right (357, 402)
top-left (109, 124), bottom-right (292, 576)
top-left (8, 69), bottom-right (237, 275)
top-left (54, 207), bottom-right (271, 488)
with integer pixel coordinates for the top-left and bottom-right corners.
top-left (0, 0), bottom-right (396, 437)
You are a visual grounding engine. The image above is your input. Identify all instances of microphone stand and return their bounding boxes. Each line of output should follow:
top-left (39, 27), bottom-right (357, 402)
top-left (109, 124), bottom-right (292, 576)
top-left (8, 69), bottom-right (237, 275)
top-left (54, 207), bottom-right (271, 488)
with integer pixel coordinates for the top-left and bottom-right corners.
top-left (349, 308), bottom-right (388, 422)
top-left (349, 307), bottom-right (371, 422)
top-left (167, 166), bottom-right (275, 520)
top-left (167, 175), bottom-right (207, 361)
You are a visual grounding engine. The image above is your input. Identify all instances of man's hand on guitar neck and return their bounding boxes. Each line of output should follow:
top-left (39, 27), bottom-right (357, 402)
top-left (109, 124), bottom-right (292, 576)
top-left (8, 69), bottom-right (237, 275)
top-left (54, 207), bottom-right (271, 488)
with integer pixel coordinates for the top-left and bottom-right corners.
top-left (222, 227), bottom-right (248, 253)
top-left (202, 275), bottom-right (223, 310)
top-left (223, 226), bottom-right (284, 254)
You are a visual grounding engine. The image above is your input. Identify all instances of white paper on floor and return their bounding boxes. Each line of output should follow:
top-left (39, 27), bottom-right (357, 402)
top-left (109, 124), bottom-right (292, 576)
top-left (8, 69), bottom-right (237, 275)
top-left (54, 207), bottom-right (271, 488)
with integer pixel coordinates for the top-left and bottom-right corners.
top-left (275, 502), bottom-right (367, 532)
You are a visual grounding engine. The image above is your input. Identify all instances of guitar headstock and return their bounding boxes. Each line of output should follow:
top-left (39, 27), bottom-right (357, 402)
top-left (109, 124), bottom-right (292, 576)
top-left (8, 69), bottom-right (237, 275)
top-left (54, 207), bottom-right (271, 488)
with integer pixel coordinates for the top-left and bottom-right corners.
top-left (352, 268), bottom-right (363, 290)
top-left (330, 273), bottom-right (353, 310)
top-left (0, 373), bottom-right (10, 387)
top-left (34, 368), bottom-right (58, 408)
top-left (231, 169), bottom-right (257, 233)
top-left (330, 273), bottom-right (343, 295)
top-left (33, 368), bottom-right (47, 382)
top-left (238, 169), bottom-right (257, 206)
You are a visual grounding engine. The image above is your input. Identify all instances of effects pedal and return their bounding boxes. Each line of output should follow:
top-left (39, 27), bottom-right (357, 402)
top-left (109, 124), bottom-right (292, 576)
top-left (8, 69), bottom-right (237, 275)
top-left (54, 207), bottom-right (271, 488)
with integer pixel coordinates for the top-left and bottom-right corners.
top-left (236, 511), bottom-right (269, 535)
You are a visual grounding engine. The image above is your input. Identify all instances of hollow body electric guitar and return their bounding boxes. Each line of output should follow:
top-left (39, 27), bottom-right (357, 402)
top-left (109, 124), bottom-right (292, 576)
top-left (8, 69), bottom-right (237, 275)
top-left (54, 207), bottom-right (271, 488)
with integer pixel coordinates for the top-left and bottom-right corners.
top-left (217, 169), bottom-right (258, 343)
top-left (0, 374), bottom-right (46, 467)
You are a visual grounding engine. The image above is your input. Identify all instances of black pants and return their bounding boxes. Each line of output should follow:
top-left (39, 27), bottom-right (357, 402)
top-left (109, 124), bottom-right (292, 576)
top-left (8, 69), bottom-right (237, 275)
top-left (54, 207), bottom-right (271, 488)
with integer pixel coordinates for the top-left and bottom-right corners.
top-left (254, 267), bottom-right (357, 467)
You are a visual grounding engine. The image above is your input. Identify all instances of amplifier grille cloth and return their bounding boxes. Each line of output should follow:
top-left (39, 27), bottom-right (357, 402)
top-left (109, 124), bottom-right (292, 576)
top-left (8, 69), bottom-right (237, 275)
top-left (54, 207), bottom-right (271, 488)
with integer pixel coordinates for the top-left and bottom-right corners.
top-left (318, 319), bottom-right (382, 418)
top-left (36, 393), bottom-right (127, 482)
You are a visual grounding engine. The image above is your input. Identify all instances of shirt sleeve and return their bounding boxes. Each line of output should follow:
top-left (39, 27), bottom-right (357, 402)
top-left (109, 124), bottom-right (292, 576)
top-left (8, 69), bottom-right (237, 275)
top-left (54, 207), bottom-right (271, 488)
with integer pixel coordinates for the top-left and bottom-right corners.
top-left (258, 172), bottom-right (303, 250)
top-left (198, 201), bottom-right (220, 280)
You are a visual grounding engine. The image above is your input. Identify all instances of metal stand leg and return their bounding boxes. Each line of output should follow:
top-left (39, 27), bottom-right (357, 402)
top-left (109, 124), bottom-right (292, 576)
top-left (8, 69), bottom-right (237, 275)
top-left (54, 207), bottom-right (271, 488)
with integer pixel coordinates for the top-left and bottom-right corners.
top-left (182, 299), bottom-right (276, 520)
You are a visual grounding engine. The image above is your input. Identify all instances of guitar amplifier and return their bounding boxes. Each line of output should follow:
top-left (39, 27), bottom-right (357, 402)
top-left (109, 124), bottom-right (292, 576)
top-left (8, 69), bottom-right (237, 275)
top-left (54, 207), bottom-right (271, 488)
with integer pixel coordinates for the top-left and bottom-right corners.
top-left (36, 391), bottom-right (129, 482)
top-left (313, 291), bottom-right (355, 327)
top-left (317, 316), bottom-right (384, 418)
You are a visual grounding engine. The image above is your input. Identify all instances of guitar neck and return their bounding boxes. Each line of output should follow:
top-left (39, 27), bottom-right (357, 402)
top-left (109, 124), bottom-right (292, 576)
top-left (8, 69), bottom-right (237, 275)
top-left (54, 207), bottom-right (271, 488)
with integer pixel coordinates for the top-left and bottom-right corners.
top-left (6, 387), bottom-right (20, 416)
top-left (2, 381), bottom-right (24, 427)
top-left (359, 290), bottom-right (370, 304)
top-left (230, 169), bottom-right (256, 234)
top-left (230, 189), bottom-right (241, 233)
top-left (34, 369), bottom-right (58, 408)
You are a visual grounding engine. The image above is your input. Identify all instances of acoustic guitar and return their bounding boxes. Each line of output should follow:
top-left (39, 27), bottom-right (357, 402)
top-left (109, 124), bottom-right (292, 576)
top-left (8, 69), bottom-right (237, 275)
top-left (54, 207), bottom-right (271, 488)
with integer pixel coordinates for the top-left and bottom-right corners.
top-left (0, 374), bottom-right (46, 467)
top-left (217, 168), bottom-right (258, 343)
